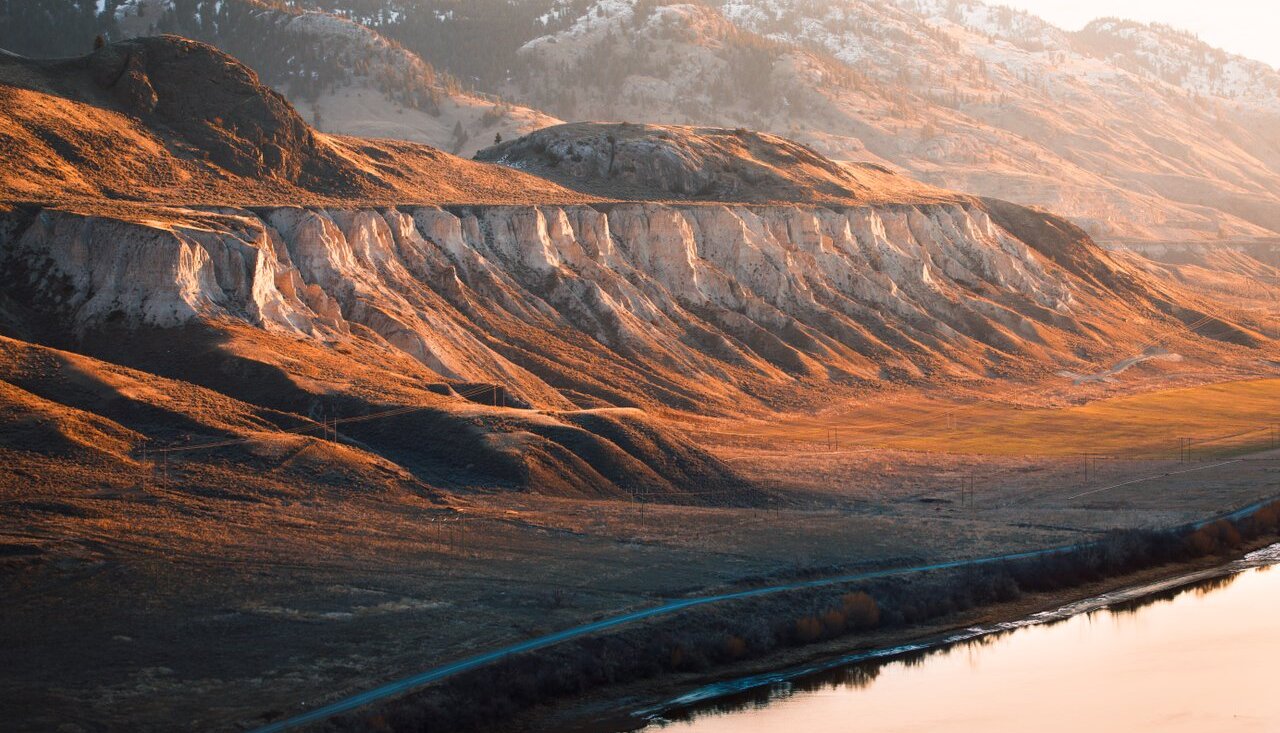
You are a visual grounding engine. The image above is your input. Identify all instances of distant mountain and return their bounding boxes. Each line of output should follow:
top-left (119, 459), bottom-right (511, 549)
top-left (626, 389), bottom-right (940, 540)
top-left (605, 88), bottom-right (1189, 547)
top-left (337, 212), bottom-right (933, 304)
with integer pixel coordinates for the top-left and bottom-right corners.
top-left (499, 0), bottom-right (1280, 243)
top-left (0, 0), bottom-right (560, 156)
top-left (0, 35), bottom-right (583, 207)
top-left (7, 0), bottom-right (1279, 243)
top-left (1074, 17), bottom-right (1280, 113)
top-left (231, 0), bottom-right (1280, 244)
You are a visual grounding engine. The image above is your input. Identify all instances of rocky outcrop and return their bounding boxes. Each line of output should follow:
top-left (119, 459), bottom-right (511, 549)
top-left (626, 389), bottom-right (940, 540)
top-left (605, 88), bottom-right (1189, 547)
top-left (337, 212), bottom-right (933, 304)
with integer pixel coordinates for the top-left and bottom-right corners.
top-left (476, 123), bottom-right (930, 205)
top-left (85, 36), bottom-right (337, 184)
top-left (2, 199), bottom-right (1163, 414)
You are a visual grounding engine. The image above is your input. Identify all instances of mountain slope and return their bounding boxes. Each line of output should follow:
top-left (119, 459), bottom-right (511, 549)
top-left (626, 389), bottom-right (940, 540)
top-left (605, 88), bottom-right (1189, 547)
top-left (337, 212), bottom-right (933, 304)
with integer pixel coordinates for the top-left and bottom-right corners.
top-left (234, 0), bottom-right (1280, 244)
top-left (9, 0), bottom-right (1279, 243)
top-left (1, 37), bottom-right (1270, 505)
top-left (476, 122), bottom-right (956, 205)
top-left (0, 0), bottom-right (561, 157)
top-left (0, 35), bottom-right (586, 209)
top-left (0, 36), bottom-right (746, 502)
top-left (502, 0), bottom-right (1280, 242)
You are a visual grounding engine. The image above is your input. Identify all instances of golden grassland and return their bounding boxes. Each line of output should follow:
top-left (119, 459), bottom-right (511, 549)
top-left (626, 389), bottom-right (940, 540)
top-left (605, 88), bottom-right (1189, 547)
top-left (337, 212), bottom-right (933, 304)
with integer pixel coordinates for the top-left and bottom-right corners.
top-left (712, 378), bottom-right (1280, 460)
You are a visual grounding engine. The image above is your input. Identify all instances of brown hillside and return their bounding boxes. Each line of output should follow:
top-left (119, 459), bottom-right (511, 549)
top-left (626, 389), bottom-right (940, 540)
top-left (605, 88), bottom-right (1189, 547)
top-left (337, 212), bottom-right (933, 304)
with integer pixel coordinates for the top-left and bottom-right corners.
top-left (0, 36), bottom-right (593, 211)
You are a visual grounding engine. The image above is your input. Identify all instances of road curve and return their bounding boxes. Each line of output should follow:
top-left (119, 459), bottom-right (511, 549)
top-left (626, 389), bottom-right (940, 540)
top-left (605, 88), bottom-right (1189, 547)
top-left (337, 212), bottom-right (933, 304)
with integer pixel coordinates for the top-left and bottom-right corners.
top-left (251, 496), bottom-right (1277, 733)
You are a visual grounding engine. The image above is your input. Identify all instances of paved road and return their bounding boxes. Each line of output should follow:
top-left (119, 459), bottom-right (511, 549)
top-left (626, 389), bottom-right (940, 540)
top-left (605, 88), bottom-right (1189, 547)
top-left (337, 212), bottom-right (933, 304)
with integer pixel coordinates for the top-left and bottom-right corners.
top-left (250, 495), bottom-right (1276, 732)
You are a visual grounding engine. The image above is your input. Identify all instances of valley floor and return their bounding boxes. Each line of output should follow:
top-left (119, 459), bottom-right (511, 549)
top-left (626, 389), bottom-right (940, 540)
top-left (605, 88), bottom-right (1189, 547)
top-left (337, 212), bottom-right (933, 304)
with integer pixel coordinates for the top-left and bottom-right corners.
top-left (5, 377), bottom-right (1280, 732)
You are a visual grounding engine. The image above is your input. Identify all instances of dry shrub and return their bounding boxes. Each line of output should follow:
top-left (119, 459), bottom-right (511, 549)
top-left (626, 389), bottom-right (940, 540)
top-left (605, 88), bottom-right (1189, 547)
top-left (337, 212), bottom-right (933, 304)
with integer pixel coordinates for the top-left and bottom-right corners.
top-left (794, 616), bottom-right (822, 642)
top-left (1187, 520), bottom-right (1243, 555)
top-left (1241, 501), bottom-right (1280, 537)
top-left (842, 591), bottom-right (881, 629)
top-left (821, 609), bottom-right (847, 634)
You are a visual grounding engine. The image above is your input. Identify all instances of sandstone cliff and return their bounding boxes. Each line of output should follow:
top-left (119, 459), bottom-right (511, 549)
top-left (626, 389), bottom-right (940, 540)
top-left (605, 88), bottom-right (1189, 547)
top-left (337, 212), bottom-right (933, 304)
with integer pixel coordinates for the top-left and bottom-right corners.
top-left (1, 199), bottom-right (1253, 414)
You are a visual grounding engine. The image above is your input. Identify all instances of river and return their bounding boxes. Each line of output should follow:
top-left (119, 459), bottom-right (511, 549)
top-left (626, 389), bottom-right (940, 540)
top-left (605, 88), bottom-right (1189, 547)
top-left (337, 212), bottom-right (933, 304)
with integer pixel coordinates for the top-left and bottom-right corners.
top-left (640, 544), bottom-right (1280, 733)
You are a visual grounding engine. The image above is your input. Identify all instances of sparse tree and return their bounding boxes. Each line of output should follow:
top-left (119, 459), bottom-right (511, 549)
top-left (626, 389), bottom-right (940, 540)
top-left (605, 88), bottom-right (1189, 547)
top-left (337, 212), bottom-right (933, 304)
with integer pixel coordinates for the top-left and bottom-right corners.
top-left (451, 120), bottom-right (469, 154)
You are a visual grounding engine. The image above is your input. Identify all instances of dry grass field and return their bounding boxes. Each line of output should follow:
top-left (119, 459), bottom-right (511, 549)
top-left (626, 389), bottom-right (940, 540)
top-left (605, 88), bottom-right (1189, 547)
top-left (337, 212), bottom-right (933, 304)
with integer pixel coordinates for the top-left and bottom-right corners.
top-left (7, 373), bottom-right (1280, 731)
top-left (698, 377), bottom-right (1280, 461)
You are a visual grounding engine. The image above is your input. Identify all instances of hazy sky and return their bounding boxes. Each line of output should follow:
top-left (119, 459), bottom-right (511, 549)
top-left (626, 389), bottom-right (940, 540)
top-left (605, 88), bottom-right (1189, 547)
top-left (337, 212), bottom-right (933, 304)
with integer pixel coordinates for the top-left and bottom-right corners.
top-left (994, 0), bottom-right (1280, 69)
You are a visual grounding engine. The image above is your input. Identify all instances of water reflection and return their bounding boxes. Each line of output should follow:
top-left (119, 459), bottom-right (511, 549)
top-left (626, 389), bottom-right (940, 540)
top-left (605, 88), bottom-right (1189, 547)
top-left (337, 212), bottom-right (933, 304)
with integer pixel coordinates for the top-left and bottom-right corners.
top-left (644, 551), bottom-right (1280, 732)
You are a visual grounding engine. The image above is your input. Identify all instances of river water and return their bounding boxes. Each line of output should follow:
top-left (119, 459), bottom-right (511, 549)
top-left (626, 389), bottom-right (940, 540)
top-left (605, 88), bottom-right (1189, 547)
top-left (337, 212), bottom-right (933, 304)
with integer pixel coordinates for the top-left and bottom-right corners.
top-left (641, 544), bottom-right (1280, 733)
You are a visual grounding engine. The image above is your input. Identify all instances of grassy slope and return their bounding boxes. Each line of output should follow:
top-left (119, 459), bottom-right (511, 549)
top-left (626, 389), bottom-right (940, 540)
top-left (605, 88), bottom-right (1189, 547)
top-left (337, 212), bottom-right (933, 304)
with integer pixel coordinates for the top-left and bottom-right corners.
top-left (0, 40), bottom-right (593, 212)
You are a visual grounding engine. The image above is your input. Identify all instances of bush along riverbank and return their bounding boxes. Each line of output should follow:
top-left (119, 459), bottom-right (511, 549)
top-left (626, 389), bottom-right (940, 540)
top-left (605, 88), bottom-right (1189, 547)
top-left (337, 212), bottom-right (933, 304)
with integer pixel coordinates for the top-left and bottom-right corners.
top-left (320, 500), bottom-right (1280, 733)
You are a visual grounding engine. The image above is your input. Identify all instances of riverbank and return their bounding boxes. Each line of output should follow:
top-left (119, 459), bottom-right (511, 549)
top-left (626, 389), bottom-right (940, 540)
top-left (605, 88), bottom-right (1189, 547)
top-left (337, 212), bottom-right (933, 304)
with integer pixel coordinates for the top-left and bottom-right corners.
top-left (512, 536), bottom-right (1280, 733)
top-left (315, 500), bottom-right (1280, 733)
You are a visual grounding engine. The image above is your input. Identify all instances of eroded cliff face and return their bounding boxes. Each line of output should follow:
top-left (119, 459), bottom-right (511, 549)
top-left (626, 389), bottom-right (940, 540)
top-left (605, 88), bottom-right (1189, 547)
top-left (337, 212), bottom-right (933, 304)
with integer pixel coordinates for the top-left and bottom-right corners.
top-left (2, 201), bottom-right (1140, 414)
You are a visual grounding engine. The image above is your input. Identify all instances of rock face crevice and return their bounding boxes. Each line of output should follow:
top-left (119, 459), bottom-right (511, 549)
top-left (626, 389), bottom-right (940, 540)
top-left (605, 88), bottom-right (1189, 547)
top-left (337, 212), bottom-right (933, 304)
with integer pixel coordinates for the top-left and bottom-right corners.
top-left (1, 201), bottom-right (1156, 413)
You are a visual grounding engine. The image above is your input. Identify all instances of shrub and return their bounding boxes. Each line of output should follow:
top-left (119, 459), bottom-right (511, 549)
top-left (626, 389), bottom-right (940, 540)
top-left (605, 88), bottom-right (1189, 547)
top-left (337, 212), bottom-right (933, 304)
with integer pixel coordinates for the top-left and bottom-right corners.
top-left (821, 609), bottom-right (846, 635)
top-left (842, 591), bottom-right (881, 629)
top-left (794, 616), bottom-right (822, 643)
top-left (1186, 520), bottom-right (1242, 555)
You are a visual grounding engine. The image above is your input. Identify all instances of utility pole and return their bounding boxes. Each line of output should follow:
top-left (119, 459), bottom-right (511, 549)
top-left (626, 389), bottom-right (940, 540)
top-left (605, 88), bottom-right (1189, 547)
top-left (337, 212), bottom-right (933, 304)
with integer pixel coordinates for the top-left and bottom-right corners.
top-left (960, 475), bottom-right (975, 508)
top-left (1082, 453), bottom-right (1100, 483)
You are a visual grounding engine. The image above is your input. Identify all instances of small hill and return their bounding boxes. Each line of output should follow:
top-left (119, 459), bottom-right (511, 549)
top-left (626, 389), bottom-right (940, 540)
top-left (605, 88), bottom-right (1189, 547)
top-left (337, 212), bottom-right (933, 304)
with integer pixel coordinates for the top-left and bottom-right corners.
top-left (0, 36), bottom-right (590, 210)
top-left (0, 0), bottom-right (563, 158)
top-left (477, 122), bottom-right (956, 205)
